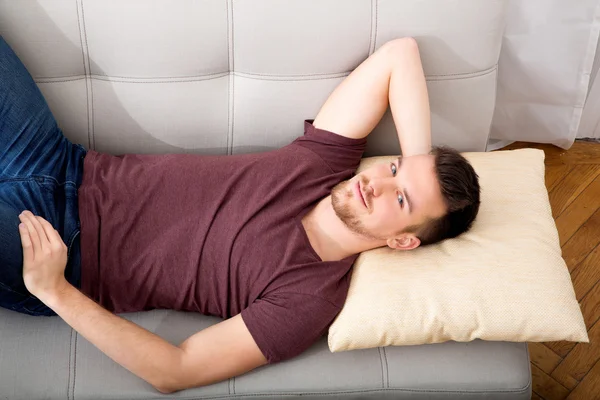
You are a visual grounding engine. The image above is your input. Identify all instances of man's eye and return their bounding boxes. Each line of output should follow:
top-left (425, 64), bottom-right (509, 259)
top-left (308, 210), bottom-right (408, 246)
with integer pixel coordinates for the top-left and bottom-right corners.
top-left (398, 194), bottom-right (404, 207)
top-left (391, 163), bottom-right (397, 176)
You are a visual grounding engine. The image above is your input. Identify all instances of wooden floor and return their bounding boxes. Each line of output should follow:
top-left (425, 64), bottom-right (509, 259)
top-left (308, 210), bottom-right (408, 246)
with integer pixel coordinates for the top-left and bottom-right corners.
top-left (499, 140), bottom-right (600, 400)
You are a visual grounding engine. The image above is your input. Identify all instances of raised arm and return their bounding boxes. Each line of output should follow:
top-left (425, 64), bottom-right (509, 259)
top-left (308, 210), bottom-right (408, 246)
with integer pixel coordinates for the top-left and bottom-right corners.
top-left (312, 37), bottom-right (432, 157)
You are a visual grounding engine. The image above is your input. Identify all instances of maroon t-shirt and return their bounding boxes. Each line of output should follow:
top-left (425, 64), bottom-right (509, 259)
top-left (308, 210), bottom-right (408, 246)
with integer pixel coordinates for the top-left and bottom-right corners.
top-left (77, 120), bottom-right (367, 364)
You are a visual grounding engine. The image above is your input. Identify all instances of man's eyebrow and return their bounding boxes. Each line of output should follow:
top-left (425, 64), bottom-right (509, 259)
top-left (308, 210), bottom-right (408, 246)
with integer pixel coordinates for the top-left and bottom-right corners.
top-left (395, 156), bottom-right (413, 214)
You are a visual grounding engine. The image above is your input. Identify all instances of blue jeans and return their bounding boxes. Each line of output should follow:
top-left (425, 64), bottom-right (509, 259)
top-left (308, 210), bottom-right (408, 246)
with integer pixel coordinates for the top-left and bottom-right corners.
top-left (0, 35), bottom-right (85, 316)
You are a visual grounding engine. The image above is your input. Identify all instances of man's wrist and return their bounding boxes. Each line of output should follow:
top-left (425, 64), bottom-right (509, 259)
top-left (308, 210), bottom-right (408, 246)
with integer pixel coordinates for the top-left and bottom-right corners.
top-left (35, 279), bottom-right (74, 308)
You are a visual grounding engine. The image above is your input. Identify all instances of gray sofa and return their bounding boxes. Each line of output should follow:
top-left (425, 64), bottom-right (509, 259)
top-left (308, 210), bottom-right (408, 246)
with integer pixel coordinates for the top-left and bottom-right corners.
top-left (0, 1), bottom-right (532, 399)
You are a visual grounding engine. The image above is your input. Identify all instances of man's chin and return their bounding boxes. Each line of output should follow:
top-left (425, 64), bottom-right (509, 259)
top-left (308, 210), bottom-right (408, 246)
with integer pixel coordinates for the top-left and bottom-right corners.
top-left (341, 220), bottom-right (387, 243)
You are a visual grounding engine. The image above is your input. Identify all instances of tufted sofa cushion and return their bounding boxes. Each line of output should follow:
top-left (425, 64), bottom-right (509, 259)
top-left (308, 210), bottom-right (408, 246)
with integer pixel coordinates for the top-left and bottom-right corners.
top-left (0, 0), bottom-right (505, 156)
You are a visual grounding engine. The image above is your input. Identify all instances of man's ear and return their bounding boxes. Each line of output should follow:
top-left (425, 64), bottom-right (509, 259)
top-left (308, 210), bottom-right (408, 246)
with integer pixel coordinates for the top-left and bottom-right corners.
top-left (387, 234), bottom-right (421, 251)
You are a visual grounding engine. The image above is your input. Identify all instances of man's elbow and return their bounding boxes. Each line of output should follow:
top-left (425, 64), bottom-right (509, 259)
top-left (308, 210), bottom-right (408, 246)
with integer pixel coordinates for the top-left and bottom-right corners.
top-left (154, 384), bottom-right (177, 395)
top-left (153, 373), bottom-right (189, 394)
top-left (155, 377), bottom-right (202, 394)
top-left (151, 358), bottom-right (186, 394)
top-left (153, 368), bottom-right (199, 394)
top-left (152, 376), bottom-right (180, 394)
top-left (154, 385), bottom-right (173, 394)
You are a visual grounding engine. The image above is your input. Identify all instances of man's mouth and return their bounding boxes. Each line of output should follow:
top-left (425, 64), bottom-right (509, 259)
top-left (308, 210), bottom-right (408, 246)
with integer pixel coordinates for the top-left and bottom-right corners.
top-left (354, 181), bottom-right (367, 209)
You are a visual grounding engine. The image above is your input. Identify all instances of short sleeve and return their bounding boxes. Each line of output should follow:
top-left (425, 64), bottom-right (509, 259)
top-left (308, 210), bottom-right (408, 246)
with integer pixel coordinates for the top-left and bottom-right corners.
top-left (240, 291), bottom-right (341, 364)
top-left (291, 120), bottom-right (367, 174)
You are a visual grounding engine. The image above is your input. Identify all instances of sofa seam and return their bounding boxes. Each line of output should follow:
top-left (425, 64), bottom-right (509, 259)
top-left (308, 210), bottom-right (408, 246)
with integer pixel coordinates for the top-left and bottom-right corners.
top-left (100, 75), bottom-right (229, 83)
top-left (523, 343), bottom-right (533, 392)
top-left (230, 0), bottom-right (235, 157)
top-left (75, 0), bottom-right (91, 150)
top-left (73, 332), bottom-right (78, 399)
top-left (30, 66), bottom-right (496, 83)
top-left (80, 0), bottom-right (95, 150)
top-left (233, 71), bottom-right (350, 82)
top-left (36, 77), bottom-right (86, 83)
top-left (234, 66), bottom-right (497, 79)
top-left (368, 0), bottom-right (374, 55)
top-left (377, 347), bottom-right (384, 389)
top-left (67, 327), bottom-right (73, 400)
top-left (226, 0), bottom-right (234, 156)
top-left (373, 0), bottom-right (378, 51)
top-left (158, 386), bottom-right (532, 400)
top-left (236, 68), bottom-right (497, 81)
top-left (427, 66), bottom-right (497, 81)
top-left (225, 0), bottom-right (230, 156)
top-left (34, 73), bottom-right (229, 83)
top-left (382, 346), bottom-right (389, 388)
top-left (428, 65), bottom-right (497, 78)
top-left (484, 63), bottom-right (500, 151)
top-left (37, 72), bottom-right (227, 80)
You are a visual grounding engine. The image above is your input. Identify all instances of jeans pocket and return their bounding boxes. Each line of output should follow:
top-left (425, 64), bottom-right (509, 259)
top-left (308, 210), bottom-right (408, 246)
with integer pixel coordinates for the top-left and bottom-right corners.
top-left (30, 174), bottom-right (59, 194)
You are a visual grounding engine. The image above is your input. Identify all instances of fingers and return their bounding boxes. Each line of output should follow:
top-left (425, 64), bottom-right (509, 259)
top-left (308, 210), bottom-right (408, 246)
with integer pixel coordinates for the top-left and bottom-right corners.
top-left (36, 216), bottom-right (66, 250)
top-left (19, 211), bottom-right (43, 253)
top-left (18, 222), bottom-right (34, 262)
top-left (29, 213), bottom-right (50, 247)
top-left (18, 211), bottom-right (64, 253)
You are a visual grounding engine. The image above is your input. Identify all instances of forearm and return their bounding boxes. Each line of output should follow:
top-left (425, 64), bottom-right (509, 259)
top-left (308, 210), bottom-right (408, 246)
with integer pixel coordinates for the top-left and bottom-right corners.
top-left (41, 283), bottom-right (183, 392)
top-left (388, 39), bottom-right (432, 157)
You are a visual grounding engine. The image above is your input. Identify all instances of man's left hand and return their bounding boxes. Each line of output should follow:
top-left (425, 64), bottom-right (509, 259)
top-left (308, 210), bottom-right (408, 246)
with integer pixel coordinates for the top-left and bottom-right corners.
top-left (18, 210), bottom-right (69, 301)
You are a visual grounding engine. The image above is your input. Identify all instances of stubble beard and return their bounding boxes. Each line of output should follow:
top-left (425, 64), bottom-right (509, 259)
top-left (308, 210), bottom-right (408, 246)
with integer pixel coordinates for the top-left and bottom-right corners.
top-left (330, 177), bottom-right (385, 242)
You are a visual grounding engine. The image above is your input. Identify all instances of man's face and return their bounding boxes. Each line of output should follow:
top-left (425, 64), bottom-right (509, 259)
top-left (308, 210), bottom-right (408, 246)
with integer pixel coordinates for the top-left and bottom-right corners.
top-left (331, 154), bottom-right (447, 246)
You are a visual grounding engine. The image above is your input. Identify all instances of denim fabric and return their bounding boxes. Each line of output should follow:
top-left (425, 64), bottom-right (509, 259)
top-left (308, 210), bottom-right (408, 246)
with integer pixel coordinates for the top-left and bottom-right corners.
top-left (0, 35), bottom-right (86, 316)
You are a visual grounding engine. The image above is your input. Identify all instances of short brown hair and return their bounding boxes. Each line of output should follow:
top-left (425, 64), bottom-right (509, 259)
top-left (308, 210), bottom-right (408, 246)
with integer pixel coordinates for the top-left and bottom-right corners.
top-left (409, 146), bottom-right (481, 246)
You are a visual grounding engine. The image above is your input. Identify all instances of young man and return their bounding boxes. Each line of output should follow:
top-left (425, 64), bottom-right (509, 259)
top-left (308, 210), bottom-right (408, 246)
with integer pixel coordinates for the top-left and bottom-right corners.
top-left (0, 36), bottom-right (480, 393)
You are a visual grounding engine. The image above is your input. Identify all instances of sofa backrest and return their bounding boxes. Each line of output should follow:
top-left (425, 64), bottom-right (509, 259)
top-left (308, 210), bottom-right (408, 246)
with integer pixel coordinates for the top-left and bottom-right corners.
top-left (0, 0), bottom-right (508, 156)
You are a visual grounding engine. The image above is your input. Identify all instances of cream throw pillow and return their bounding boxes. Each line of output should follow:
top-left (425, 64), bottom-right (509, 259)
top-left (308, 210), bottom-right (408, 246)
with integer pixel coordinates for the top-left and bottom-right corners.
top-left (328, 148), bottom-right (589, 352)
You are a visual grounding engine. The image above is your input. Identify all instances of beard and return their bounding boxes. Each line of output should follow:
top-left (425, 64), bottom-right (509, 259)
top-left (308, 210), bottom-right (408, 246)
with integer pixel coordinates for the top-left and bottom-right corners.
top-left (330, 176), bottom-right (386, 242)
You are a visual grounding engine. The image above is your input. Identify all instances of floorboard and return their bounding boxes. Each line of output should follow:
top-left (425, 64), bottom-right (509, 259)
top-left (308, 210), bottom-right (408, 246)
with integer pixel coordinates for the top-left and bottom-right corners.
top-left (499, 140), bottom-right (600, 399)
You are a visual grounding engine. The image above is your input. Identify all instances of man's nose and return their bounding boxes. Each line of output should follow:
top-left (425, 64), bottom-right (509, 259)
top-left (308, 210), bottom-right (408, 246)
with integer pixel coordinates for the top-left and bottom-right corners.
top-left (367, 177), bottom-right (395, 197)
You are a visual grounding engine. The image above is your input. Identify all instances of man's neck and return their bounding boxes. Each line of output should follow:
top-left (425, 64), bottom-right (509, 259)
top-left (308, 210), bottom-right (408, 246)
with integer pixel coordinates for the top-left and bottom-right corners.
top-left (301, 195), bottom-right (385, 262)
